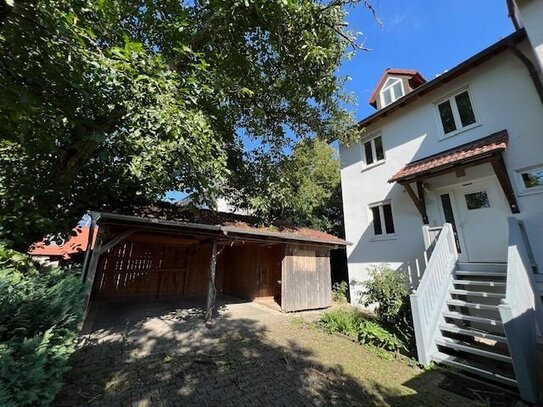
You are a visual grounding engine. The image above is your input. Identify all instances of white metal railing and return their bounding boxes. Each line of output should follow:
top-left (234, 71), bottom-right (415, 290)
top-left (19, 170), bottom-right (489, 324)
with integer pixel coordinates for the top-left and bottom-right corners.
top-left (410, 223), bottom-right (458, 365)
top-left (498, 218), bottom-right (543, 403)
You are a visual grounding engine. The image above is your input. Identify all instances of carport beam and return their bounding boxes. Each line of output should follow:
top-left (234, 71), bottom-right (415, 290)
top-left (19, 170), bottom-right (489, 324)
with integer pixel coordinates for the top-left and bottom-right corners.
top-left (205, 239), bottom-right (218, 324)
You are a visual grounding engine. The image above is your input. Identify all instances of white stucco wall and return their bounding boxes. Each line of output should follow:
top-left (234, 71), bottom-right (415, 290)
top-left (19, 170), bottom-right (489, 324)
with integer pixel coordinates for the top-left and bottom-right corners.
top-left (340, 38), bottom-right (543, 304)
top-left (515, 0), bottom-right (543, 72)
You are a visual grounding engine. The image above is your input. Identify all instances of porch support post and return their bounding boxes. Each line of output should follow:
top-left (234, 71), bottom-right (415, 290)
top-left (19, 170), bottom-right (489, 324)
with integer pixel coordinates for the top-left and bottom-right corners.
top-left (403, 182), bottom-right (429, 224)
top-left (205, 239), bottom-right (218, 325)
top-left (416, 181), bottom-right (429, 224)
top-left (491, 154), bottom-right (520, 214)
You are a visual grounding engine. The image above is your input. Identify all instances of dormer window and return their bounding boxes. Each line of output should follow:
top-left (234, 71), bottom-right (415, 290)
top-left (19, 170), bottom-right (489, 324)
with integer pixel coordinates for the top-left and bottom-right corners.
top-left (380, 77), bottom-right (404, 107)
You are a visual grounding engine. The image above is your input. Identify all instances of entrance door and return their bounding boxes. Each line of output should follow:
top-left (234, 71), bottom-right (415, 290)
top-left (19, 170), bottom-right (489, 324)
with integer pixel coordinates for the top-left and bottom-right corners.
top-left (439, 177), bottom-right (509, 263)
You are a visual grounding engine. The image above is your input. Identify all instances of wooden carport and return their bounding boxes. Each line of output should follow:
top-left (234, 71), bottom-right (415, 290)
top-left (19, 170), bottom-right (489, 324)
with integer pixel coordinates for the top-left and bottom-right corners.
top-left (81, 210), bottom-right (348, 320)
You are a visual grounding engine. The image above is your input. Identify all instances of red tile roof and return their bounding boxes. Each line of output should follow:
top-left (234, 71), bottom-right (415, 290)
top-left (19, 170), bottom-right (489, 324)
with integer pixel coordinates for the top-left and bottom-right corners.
top-left (29, 226), bottom-right (96, 259)
top-left (368, 68), bottom-right (426, 108)
top-left (388, 130), bottom-right (509, 183)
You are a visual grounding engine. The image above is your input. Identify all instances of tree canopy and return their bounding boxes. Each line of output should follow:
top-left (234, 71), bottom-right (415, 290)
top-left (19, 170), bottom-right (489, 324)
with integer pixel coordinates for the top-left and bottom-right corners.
top-left (0, 0), bottom-right (367, 248)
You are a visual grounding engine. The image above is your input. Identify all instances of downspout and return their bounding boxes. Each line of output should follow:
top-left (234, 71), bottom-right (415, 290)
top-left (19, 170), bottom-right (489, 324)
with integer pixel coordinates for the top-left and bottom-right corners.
top-left (81, 211), bottom-right (100, 283)
top-left (509, 44), bottom-right (543, 107)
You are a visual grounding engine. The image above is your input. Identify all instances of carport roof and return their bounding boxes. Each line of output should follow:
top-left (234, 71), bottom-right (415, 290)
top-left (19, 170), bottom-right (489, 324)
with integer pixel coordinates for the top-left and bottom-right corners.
top-left (92, 206), bottom-right (349, 247)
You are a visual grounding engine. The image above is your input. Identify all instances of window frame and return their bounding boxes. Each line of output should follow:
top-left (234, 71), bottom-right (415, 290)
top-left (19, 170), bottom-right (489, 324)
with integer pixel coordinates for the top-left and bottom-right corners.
top-left (368, 200), bottom-right (397, 241)
top-left (380, 77), bottom-right (405, 108)
top-left (360, 132), bottom-right (386, 170)
top-left (434, 87), bottom-right (480, 139)
top-left (515, 164), bottom-right (543, 196)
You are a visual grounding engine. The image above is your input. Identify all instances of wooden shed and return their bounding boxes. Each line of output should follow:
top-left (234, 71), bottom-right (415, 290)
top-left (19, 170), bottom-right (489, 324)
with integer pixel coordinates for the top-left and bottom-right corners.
top-left (82, 208), bottom-right (348, 314)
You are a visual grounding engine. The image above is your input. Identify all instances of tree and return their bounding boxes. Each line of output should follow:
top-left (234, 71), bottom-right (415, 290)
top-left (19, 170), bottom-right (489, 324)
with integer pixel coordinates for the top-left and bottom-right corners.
top-left (228, 139), bottom-right (344, 236)
top-left (0, 0), bottom-right (366, 249)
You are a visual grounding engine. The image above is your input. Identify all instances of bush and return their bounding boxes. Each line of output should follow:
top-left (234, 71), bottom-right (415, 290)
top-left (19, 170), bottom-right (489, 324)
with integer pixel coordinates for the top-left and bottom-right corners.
top-left (331, 281), bottom-right (349, 303)
top-left (356, 264), bottom-right (415, 352)
top-left (319, 307), bottom-right (404, 352)
top-left (319, 307), bottom-right (360, 337)
top-left (0, 245), bottom-right (85, 406)
top-left (357, 320), bottom-right (404, 352)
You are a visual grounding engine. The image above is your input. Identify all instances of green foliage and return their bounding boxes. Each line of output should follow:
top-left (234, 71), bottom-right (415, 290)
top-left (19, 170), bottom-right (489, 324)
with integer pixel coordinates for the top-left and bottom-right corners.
top-left (319, 307), bottom-right (361, 337)
top-left (332, 281), bottom-right (349, 303)
top-left (356, 264), bottom-right (415, 351)
top-left (358, 264), bottom-right (409, 323)
top-left (0, 245), bottom-right (85, 406)
top-left (228, 139), bottom-right (344, 234)
top-left (319, 307), bottom-right (405, 352)
top-left (0, 0), bottom-right (366, 247)
top-left (356, 320), bottom-right (404, 352)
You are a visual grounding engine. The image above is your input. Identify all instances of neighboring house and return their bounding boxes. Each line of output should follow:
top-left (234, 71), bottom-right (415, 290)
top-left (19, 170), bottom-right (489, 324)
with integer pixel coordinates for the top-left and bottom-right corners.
top-left (29, 215), bottom-right (96, 265)
top-left (339, 0), bottom-right (543, 402)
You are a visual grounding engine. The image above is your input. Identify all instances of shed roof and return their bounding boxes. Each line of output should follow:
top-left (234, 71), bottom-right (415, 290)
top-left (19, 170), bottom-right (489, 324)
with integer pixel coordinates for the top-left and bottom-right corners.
top-left (388, 130), bottom-right (509, 183)
top-left (95, 205), bottom-right (349, 247)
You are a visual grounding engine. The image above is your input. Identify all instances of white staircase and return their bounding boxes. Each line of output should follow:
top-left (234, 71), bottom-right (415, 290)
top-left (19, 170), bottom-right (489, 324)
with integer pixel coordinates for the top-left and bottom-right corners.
top-left (430, 262), bottom-right (517, 387)
top-left (411, 221), bottom-right (543, 404)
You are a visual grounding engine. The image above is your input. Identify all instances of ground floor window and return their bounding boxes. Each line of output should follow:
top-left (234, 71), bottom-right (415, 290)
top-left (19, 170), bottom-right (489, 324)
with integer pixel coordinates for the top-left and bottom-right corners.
top-left (370, 202), bottom-right (395, 238)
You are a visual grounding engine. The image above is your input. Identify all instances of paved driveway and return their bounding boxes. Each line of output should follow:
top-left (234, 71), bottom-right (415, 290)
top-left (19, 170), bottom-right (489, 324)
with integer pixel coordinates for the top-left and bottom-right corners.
top-left (56, 296), bottom-right (516, 406)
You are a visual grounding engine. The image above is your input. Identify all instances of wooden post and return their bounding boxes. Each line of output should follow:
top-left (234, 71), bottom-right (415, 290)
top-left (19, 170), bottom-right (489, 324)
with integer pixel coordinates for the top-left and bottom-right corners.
top-left (403, 182), bottom-right (429, 224)
top-left (491, 154), bottom-right (520, 213)
top-left (205, 239), bottom-right (218, 324)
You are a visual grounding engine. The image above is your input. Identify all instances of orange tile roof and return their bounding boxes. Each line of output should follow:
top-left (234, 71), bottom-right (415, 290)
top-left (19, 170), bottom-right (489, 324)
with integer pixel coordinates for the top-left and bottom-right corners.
top-left (388, 130), bottom-right (509, 183)
top-left (29, 226), bottom-right (96, 259)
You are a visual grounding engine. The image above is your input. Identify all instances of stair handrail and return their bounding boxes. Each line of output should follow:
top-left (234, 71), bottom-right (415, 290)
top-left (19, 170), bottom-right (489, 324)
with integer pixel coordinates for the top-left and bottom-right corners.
top-left (410, 223), bottom-right (458, 365)
top-left (499, 217), bottom-right (542, 403)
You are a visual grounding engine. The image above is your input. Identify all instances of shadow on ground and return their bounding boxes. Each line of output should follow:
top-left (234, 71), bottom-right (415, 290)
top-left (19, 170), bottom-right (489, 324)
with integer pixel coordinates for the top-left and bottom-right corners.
top-left (55, 296), bottom-right (519, 406)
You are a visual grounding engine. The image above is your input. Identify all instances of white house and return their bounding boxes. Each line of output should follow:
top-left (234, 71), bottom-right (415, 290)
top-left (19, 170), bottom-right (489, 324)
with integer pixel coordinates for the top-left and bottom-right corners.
top-left (339, 1), bottom-right (543, 401)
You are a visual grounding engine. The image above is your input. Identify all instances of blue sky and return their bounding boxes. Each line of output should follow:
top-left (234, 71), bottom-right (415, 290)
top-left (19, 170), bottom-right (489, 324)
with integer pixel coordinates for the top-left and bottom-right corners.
top-left (340, 0), bottom-right (514, 120)
top-left (166, 2), bottom-right (514, 202)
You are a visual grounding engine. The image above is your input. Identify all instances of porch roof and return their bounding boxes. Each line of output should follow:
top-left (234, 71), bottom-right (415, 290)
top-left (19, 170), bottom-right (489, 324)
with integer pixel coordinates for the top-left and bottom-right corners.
top-left (388, 130), bottom-right (509, 184)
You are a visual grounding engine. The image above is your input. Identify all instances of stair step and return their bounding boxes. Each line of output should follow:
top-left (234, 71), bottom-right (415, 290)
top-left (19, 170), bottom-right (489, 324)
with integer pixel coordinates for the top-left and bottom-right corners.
top-left (455, 270), bottom-right (506, 277)
top-left (435, 337), bottom-right (512, 363)
top-left (449, 289), bottom-right (504, 298)
top-left (446, 299), bottom-right (499, 311)
top-left (456, 262), bottom-right (507, 272)
top-left (439, 323), bottom-right (507, 343)
top-left (442, 311), bottom-right (502, 326)
top-left (452, 280), bottom-right (506, 287)
top-left (432, 351), bottom-right (517, 387)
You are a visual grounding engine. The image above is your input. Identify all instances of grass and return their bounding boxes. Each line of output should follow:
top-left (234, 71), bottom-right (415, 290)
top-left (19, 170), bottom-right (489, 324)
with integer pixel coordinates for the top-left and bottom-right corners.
top-left (281, 311), bottom-right (518, 407)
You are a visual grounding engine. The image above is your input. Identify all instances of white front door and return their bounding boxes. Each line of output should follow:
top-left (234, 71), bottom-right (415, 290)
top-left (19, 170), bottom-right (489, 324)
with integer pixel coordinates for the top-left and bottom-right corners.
top-left (439, 177), bottom-right (509, 263)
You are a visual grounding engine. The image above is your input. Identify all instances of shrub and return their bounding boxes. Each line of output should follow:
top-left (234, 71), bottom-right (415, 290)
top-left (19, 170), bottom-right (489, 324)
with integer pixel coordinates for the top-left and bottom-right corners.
top-left (357, 320), bottom-right (404, 352)
top-left (319, 307), bottom-right (360, 337)
top-left (0, 245), bottom-right (85, 406)
top-left (331, 281), bottom-right (349, 303)
top-left (319, 307), bottom-right (405, 352)
top-left (356, 264), bottom-right (415, 352)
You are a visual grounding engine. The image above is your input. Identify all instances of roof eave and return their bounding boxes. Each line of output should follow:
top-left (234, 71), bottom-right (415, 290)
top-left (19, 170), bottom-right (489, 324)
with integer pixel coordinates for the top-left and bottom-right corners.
top-left (333, 30), bottom-right (526, 145)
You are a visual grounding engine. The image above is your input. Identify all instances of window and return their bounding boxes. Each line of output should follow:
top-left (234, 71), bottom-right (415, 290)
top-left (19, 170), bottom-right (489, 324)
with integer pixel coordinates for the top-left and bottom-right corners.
top-left (370, 202), bottom-right (395, 238)
top-left (464, 191), bottom-right (490, 210)
top-left (362, 134), bottom-right (385, 166)
top-left (436, 89), bottom-right (477, 136)
top-left (517, 165), bottom-right (543, 194)
top-left (380, 77), bottom-right (404, 107)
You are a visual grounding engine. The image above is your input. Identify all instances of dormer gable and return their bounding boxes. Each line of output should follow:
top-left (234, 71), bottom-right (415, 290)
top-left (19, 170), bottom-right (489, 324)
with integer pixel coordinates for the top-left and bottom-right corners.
top-left (368, 68), bottom-right (426, 110)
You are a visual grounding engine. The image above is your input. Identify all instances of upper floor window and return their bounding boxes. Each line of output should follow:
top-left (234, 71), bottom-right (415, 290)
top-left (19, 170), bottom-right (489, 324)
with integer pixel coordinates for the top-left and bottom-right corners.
top-left (362, 134), bottom-right (385, 167)
top-left (516, 165), bottom-right (543, 195)
top-left (380, 77), bottom-right (404, 107)
top-left (370, 201), bottom-right (396, 238)
top-left (436, 89), bottom-right (477, 136)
